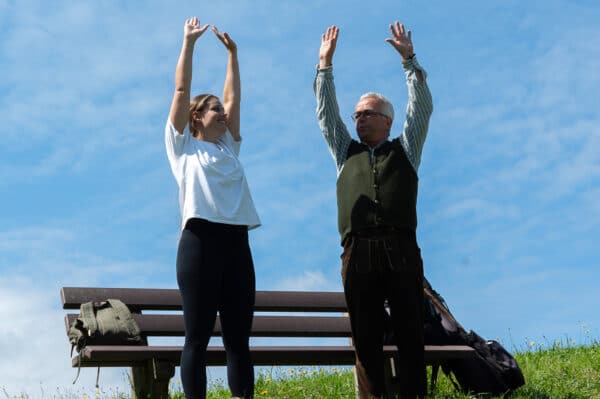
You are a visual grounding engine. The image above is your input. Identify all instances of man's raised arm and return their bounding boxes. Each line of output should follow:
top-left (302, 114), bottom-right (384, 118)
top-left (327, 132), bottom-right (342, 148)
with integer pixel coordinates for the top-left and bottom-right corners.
top-left (314, 25), bottom-right (351, 173)
top-left (386, 21), bottom-right (433, 172)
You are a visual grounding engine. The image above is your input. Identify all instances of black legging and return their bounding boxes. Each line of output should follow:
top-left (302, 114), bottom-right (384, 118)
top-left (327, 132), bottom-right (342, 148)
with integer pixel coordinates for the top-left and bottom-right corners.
top-left (176, 218), bottom-right (255, 399)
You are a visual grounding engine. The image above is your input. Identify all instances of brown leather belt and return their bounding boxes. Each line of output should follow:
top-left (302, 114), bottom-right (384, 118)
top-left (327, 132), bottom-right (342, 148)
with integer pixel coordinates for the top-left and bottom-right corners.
top-left (343, 226), bottom-right (416, 247)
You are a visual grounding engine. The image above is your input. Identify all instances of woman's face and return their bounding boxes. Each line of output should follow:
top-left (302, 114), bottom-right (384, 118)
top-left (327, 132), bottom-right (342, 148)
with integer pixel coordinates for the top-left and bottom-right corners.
top-left (194, 98), bottom-right (227, 137)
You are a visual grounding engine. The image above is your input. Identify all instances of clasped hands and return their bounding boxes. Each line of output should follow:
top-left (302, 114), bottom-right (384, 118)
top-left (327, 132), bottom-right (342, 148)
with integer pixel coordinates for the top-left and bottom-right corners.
top-left (183, 16), bottom-right (236, 52)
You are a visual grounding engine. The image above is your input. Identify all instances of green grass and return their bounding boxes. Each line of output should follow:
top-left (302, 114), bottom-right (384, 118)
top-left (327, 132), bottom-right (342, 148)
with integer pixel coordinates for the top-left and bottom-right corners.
top-left (2, 341), bottom-right (598, 398)
top-left (192, 342), bottom-right (600, 399)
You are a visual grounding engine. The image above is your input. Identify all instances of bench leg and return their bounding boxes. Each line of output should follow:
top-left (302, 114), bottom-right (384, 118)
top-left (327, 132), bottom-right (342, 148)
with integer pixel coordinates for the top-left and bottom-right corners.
top-left (130, 365), bottom-right (148, 399)
top-left (353, 366), bottom-right (360, 399)
top-left (383, 356), bottom-right (401, 398)
top-left (353, 366), bottom-right (377, 399)
top-left (130, 360), bottom-right (175, 399)
top-left (354, 360), bottom-right (397, 399)
top-left (430, 363), bottom-right (440, 395)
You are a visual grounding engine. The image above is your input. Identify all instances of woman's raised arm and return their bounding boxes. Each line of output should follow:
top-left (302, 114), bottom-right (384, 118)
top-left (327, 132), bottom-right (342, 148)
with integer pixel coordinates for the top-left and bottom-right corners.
top-left (169, 17), bottom-right (209, 134)
top-left (212, 26), bottom-right (241, 141)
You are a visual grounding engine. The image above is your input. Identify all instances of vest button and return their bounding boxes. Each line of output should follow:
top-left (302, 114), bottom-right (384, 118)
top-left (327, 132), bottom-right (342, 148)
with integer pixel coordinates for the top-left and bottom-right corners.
top-left (374, 199), bottom-right (379, 204)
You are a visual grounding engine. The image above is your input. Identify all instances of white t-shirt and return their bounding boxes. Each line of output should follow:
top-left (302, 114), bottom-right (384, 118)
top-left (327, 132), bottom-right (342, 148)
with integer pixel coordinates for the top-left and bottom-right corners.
top-left (165, 119), bottom-right (261, 230)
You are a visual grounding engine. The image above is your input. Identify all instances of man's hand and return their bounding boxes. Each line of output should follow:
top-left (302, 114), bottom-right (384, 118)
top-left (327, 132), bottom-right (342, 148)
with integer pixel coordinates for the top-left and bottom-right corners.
top-left (385, 21), bottom-right (414, 60)
top-left (184, 17), bottom-right (209, 42)
top-left (212, 25), bottom-right (237, 53)
top-left (319, 25), bottom-right (339, 69)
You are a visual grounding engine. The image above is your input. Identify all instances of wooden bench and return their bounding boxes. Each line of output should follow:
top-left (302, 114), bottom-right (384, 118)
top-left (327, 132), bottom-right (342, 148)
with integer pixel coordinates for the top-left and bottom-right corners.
top-left (61, 287), bottom-right (475, 399)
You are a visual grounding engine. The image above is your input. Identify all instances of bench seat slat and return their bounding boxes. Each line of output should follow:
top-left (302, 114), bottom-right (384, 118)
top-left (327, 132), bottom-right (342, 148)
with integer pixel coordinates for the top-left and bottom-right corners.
top-left (73, 345), bottom-right (476, 367)
top-left (61, 288), bottom-right (347, 312)
top-left (64, 314), bottom-right (352, 337)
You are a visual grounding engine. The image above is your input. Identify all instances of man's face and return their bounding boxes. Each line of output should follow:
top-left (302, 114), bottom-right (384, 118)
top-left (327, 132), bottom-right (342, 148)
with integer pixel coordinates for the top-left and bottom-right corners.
top-left (353, 97), bottom-right (392, 146)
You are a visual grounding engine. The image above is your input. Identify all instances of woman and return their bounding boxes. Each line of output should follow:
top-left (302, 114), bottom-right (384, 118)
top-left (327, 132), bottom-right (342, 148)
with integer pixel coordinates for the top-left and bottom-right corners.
top-left (165, 17), bottom-right (260, 399)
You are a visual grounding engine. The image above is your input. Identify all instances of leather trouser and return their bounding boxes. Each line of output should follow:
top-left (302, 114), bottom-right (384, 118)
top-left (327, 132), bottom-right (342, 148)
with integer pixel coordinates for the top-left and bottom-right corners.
top-left (341, 230), bottom-right (426, 399)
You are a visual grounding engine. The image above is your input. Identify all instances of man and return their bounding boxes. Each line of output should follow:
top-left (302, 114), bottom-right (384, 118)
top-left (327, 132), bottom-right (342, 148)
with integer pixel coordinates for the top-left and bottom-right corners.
top-left (314, 22), bottom-right (433, 399)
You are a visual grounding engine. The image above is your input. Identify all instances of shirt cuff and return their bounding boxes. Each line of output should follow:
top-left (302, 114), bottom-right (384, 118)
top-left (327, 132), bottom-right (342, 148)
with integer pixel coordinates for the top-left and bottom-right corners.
top-left (316, 64), bottom-right (333, 74)
top-left (402, 56), bottom-right (427, 79)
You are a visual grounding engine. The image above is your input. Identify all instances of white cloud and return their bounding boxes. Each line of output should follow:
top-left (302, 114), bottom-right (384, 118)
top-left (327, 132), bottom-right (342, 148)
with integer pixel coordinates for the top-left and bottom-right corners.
top-left (0, 280), bottom-right (133, 396)
top-left (0, 223), bottom-right (175, 396)
top-left (437, 197), bottom-right (519, 222)
top-left (276, 270), bottom-right (337, 292)
top-left (416, 23), bottom-right (600, 352)
top-left (0, 224), bottom-right (171, 290)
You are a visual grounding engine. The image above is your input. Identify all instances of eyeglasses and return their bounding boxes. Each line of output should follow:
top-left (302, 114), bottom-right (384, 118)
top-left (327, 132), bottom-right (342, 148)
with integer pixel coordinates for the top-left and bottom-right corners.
top-left (351, 110), bottom-right (389, 121)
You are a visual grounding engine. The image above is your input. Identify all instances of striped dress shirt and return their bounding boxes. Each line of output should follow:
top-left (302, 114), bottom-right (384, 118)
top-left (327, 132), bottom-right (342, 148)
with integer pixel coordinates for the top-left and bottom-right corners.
top-left (314, 57), bottom-right (433, 176)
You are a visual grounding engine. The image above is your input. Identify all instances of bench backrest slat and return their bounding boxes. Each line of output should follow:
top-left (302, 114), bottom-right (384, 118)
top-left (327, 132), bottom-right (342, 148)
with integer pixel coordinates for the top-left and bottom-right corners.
top-left (61, 288), bottom-right (348, 312)
top-left (64, 314), bottom-right (352, 338)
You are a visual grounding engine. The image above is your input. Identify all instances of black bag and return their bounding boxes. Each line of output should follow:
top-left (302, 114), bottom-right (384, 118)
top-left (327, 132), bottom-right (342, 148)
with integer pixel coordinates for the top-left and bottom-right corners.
top-left (444, 331), bottom-right (526, 394)
top-left (385, 279), bottom-right (525, 395)
top-left (68, 299), bottom-right (143, 386)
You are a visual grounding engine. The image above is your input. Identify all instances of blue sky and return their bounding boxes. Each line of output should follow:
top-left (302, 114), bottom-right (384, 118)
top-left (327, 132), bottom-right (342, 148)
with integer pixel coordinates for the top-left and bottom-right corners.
top-left (1, 0), bottom-right (599, 395)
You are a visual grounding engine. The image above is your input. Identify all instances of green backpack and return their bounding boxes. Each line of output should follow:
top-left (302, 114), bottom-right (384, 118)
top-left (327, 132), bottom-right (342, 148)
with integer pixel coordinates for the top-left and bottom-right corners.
top-left (68, 299), bottom-right (143, 386)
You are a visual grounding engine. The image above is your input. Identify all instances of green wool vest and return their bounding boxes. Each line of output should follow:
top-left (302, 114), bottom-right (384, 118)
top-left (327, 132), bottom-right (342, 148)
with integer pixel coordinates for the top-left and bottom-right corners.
top-left (336, 138), bottom-right (418, 242)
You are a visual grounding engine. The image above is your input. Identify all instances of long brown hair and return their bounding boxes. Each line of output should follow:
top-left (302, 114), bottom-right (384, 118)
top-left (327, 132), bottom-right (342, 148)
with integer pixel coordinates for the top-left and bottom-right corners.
top-left (189, 94), bottom-right (218, 137)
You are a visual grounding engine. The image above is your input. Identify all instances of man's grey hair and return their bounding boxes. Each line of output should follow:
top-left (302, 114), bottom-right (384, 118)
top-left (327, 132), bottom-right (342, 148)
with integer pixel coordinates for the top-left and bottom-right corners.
top-left (358, 92), bottom-right (394, 121)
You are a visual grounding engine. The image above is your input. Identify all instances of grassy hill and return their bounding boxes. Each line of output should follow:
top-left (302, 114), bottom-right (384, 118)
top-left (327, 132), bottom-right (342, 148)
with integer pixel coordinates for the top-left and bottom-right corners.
top-left (192, 342), bottom-right (600, 398)
top-left (5, 341), bottom-right (593, 398)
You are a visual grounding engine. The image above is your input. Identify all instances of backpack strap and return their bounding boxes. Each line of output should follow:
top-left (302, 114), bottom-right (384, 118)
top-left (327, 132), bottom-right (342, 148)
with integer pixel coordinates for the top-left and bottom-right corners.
top-left (424, 287), bottom-right (466, 331)
top-left (80, 301), bottom-right (98, 335)
top-left (446, 370), bottom-right (462, 391)
top-left (70, 352), bottom-right (100, 388)
top-left (430, 364), bottom-right (440, 393)
top-left (95, 366), bottom-right (101, 388)
top-left (72, 352), bottom-right (83, 385)
top-left (106, 299), bottom-right (141, 337)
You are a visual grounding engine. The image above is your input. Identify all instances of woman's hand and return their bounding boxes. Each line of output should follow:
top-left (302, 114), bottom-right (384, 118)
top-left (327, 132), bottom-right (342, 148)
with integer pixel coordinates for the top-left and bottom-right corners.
top-left (184, 17), bottom-right (209, 42)
top-left (212, 26), bottom-right (237, 52)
